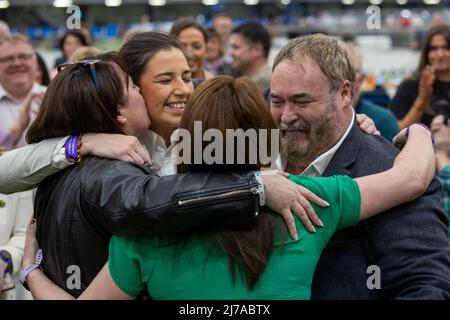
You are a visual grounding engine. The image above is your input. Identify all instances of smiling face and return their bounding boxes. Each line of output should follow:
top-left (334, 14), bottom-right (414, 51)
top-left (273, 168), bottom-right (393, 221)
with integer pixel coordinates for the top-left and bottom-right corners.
top-left (178, 27), bottom-right (207, 78)
top-left (229, 33), bottom-right (254, 73)
top-left (63, 34), bottom-right (84, 59)
top-left (119, 77), bottom-right (151, 138)
top-left (206, 36), bottom-right (222, 61)
top-left (0, 40), bottom-right (37, 98)
top-left (270, 57), bottom-right (346, 165)
top-left (427, 34), bottom-right (450, 73)
top-left (139, 47), bottom-right (194, 138)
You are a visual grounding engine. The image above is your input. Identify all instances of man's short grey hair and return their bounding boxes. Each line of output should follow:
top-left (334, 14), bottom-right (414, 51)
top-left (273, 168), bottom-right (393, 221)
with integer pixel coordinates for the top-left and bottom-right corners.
top-left (0, 32), bottom-right (30, 46)
top-left (273, 34), bottom-right (356, 96)
top-left (0, 21), bottom-right (10, 38)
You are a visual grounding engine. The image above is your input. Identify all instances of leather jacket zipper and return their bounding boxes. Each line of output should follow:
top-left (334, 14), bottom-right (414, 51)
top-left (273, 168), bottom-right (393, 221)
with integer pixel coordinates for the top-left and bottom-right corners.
top-left (177, 186), bottom-right (259, 206)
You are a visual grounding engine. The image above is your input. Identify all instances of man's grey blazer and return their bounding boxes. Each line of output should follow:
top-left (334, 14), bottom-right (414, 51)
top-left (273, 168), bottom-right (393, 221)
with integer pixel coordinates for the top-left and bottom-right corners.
top-left (311, 121), bottom-right (450, 299)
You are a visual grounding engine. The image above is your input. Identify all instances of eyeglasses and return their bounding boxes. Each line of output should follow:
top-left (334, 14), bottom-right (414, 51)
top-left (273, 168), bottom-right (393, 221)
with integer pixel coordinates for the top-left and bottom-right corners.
top-left (57, 59), bottom-right (101, 92)
top-left (0, 53), bottom-right (35, 64)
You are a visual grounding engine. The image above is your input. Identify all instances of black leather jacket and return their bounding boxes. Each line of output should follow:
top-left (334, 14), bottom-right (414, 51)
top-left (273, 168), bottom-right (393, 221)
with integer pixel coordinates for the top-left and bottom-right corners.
top-left (35, 157), bottom-right (261, 297)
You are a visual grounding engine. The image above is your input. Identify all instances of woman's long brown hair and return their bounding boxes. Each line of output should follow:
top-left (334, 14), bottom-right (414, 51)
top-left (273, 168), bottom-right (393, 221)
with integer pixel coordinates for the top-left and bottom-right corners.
top-left (417, 25), bottom-right (450, 76)
top-left (177, 75), bottom-right (286, 290)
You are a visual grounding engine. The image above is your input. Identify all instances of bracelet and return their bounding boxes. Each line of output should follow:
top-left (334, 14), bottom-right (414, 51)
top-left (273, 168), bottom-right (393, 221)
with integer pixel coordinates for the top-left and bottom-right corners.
top-left (77, 134), bottom-right (83, 163)
top-left (65, 135), bottom-right (79, 163)
top-left (65, 135), bottom-right (83, 163)
top-left (254, 171), bottom-right (265, 209)
top-left (20, 249), bottom-right (42, 291)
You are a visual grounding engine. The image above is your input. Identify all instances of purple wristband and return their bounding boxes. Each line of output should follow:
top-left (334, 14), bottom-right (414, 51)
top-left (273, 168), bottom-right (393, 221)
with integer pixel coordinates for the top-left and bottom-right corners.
top-left (65, 135), bottom-right (79, 162)
top-left (20, 249), bottom-right (42, 291)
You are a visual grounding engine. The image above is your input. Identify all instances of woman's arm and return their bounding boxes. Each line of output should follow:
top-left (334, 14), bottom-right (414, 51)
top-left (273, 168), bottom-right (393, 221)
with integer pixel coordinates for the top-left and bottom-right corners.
top-left (23, 221), bottom-right (132, 300)
top-left (396, 67), bottom-right (435, 130)
top-left (23, 221), bottom-right (74, 300)
top-left (356, 124), bottom-right (435, 220)
top-left (397, 96), bottom-right (428, 130)
top-left (26, 264), bottom-right (132, 300)
top-left (78, 264), bottom-right (133, 300)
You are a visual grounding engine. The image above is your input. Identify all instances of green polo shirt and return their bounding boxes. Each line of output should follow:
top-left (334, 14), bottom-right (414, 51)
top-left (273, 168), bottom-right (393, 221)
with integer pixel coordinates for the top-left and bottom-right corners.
top-left (108, 175), bottom-right (361, 299)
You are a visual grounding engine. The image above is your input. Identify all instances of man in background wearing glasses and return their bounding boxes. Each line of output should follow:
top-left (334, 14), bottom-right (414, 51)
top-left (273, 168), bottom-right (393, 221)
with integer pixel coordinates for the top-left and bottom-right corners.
top-left (0, 33), bottom-right (45, 149)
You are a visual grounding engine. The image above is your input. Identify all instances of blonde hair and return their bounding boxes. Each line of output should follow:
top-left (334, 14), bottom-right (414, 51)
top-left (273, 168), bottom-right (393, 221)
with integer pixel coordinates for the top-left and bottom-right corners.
top-left (273, 34), bottom-right (356, 96)
top-left (343, 42), bottom-right (362, 74)
top-left (0, 32), bottom-right (30, 46)
top-left (0, 21), bottom-right (10, 38)
top-left (69, 46), bottom-right (101, 62)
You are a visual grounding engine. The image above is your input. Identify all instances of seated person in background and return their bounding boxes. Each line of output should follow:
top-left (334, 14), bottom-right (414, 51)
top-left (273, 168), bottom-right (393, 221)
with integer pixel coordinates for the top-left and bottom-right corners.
top-left (53, 30), bottom-right (88, 68)
top-left (431, 114), bottom-right (450, 237)
top-left (0, 33), bottom-right (46, 148)
top-left (344, 42), bottom-right (400, 142)
top-left (22, 76), bottom-right (436, 300)
top-left (390, 25), bottom-right (450, 129)
top-left (34, 52), bottom-right (50, 87)
top-left (204, 28), bottom-right (234, 76)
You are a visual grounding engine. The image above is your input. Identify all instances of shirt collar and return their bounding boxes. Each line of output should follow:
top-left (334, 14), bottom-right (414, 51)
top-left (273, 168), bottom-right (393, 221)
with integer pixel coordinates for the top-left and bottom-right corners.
top-left (0, 85), bottom-right (9, 101)
top-left (140, 130), bottom-right (177, 176)
top-left (276, 109), bottom-right (355, 177)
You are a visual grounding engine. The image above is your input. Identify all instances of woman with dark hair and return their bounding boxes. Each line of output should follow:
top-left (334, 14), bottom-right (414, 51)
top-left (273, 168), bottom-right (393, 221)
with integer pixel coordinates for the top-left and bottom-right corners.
top-left (34, 52), bottom-right (50, 86)
top-left (170, 18), bottom-right (212, 80)
top-left (204, 27), bottom-right (233, 76)
top-left (21, 76), bottom-right (435, 300)
top-left (53, 30), bottom-right (88, 68)
top-left (390, 25), bottom-right (450, 129)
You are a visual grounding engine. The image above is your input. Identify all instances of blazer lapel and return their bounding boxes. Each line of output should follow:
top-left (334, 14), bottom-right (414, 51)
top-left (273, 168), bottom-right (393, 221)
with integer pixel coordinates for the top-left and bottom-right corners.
top-left (322, 120), bottom-right (364, 177)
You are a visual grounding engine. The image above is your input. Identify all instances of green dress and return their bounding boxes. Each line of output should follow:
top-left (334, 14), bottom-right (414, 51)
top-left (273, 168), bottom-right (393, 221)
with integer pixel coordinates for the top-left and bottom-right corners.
top-left (108, 175), bottom-right (361, 299)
